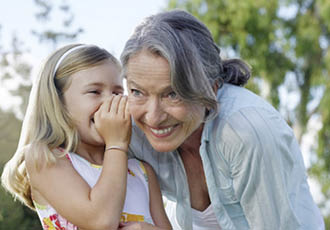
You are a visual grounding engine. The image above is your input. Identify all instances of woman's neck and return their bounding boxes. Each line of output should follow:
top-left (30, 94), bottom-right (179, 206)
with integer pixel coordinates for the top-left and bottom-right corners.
top-left (179, 124), bottom-right (204, 155)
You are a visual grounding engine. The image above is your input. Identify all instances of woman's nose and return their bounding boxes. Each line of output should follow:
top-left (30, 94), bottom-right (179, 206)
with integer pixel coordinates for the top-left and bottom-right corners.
top-left (144, 98), bottom-right (167, 127)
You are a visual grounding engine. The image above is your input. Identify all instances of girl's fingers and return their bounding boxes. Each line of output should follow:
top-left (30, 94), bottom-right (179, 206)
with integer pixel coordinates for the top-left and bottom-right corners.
top-left (125, 98), bottom-right (130, 120)
top-left (94, 96), bottom-right (114, 123)
top-left (118, 96), bottom-right (128, 118)
top-left (97, 96), bottom-right (113, 115)
top-left (104, 95), bottom-right (114, 112)
top-left (94, 101), bottom-right (104, 122)
top-left (109, 95), bottom-right (122, 115)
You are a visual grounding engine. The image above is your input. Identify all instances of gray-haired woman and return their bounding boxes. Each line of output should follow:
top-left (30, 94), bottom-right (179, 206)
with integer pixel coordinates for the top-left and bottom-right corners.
top-left (121, 9), bottom-right (324, 230)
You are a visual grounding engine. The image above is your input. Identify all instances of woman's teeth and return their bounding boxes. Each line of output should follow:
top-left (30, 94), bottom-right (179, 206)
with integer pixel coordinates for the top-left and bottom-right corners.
top-left (150, 126), bottom-right (173, 135)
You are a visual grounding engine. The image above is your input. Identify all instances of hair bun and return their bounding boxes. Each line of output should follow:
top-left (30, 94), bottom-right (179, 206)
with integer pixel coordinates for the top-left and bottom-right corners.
top-left (222, 59), bottom-right (251, 86)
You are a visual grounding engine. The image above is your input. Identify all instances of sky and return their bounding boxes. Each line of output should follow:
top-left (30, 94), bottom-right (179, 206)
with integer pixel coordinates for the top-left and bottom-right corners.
top-left (0, 0), bottom-right (167, 112)
top-left (0, 0), bottom-right (167, 59)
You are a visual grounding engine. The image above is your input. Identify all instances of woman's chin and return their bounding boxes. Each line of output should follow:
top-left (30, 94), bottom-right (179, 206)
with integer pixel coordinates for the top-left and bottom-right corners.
top-left (150, 142), bottom-right (178, 153)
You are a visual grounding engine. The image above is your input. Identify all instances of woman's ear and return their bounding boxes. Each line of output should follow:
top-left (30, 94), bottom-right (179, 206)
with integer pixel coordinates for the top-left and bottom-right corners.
top-left (212, 80), bottom-right (220, 94)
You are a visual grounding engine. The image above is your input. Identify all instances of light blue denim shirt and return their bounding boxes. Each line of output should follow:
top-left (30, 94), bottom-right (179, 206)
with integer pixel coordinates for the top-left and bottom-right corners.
top-left (129, 83), bottom-right (324, 230)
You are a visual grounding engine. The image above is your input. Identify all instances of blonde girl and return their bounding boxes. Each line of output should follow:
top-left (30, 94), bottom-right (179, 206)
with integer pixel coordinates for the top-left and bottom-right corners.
top-left (1, 44), bottom-right (171, 230)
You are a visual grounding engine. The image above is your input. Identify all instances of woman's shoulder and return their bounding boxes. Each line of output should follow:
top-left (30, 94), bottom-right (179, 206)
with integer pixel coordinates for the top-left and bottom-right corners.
top-left (209, 105), bottom-right (286, 152)
top-left (217, 84), bottom-right (278, 119)
top-left (212, 84), bottom-right (283, 136)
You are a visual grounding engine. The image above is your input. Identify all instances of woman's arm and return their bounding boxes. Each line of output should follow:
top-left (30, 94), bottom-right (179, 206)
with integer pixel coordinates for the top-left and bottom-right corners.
top-left (222, 107), bottom-right (302, 229)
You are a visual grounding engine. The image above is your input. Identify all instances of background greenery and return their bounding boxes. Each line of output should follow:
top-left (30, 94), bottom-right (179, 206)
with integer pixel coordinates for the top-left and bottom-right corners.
top-left (1, 0), bottom-right (329, 229)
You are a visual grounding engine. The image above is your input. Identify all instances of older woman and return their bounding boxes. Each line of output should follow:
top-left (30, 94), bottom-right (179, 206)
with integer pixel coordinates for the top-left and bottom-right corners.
top-left (121, 9), bottom-right (324, 230)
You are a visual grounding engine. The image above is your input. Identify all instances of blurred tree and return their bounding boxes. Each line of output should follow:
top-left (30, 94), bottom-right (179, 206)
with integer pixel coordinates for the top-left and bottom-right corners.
top-left (0, 164), bottom-right (41, 230)
top-left (167, 0), bottom-right (330, 227)
top-left (32, 0), bottom-right (83, 49)
top-left (0, 42), bottom-right (41, 228)
top-left (0, 0), bottom-right (83, 229)
top-left (0, 110), bottom-right (22, 165)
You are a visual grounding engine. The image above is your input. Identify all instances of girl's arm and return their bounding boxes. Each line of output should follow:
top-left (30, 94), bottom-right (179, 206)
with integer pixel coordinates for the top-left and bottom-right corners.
top-left (26, 95), bottom-right (131, 230)
top-left (119, 162), bottom-right (172, 230)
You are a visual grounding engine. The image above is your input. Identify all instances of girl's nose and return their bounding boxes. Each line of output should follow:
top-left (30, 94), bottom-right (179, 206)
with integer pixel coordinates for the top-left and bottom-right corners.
top-left (102, 91), bottom-right (115, 102)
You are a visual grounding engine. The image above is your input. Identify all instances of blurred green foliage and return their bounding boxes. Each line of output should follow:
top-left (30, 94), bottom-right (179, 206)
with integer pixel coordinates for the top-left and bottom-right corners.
top-left (0, 164), bottom-right (42, 230)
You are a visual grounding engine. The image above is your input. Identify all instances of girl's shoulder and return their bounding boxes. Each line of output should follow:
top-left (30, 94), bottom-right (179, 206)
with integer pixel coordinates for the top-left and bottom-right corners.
top-left (25, 146), bottom-right (73, 196)
top-left (25, 145), bottom-right (66, 173)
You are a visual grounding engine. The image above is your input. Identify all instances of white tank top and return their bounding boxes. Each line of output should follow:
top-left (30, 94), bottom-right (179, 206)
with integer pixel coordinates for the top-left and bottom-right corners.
top-left (34, 152), bottom-right (153, 230)
top-left (165, 198), bottom-right (221, 230)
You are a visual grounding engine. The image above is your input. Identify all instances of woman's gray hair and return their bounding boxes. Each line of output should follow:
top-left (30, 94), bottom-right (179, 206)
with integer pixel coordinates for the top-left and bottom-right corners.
top-left (121, 9), bottom-right (250, 119)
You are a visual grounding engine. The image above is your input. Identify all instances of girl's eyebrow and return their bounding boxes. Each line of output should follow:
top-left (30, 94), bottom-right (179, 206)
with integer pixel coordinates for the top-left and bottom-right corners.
top-left (84, 82), bottom-right (124, 91)
top-left (84, 82), bottom-right (103, 87)
top-left (113, 85), bottom-right (125, 91)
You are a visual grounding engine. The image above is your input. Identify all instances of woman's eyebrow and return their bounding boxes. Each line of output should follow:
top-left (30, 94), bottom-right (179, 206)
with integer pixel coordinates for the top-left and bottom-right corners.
top-left (128, 79), bottom-right (173, 92)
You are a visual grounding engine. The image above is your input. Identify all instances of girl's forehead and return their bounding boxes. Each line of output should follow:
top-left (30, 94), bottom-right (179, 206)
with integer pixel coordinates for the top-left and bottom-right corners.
top-left (69, 63), bottom-right (122, 86)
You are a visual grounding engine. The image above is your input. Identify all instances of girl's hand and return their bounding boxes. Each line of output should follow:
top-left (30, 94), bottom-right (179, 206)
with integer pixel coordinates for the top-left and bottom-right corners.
top-left (94, 95), bottom-right (131, 150)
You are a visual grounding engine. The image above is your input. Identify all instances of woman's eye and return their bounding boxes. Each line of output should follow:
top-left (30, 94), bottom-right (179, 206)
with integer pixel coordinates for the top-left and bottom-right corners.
top-left (167, 91), bottom-right (178, 100)
top-left (130, 89), bottom-right (142, 97)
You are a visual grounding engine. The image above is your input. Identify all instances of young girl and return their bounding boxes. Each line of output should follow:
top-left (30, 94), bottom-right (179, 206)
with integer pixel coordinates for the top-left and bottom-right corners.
top-left (1, 44), bottom-right (171, 230)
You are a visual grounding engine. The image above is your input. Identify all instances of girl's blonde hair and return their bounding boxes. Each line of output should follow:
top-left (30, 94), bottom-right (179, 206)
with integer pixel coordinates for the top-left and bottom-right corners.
top-left (1, 44), bottom-right (120, 210)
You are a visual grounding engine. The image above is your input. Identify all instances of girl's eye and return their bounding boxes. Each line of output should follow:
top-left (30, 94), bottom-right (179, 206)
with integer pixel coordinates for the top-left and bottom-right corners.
top-left (88, 90), bottom-right (100, 95)
top-left (112, 90), bottom-right (124, 95)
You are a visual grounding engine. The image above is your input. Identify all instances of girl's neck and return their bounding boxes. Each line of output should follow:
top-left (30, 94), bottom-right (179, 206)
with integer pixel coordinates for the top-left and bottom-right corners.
top-left (75, 143), bottom-right (105, 165)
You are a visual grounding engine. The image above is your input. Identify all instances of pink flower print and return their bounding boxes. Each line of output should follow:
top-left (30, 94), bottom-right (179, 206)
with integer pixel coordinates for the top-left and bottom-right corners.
top-left (42, 214), bottom-right (77, 230)
top-left (58, 214), bottom-right (78, 230)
